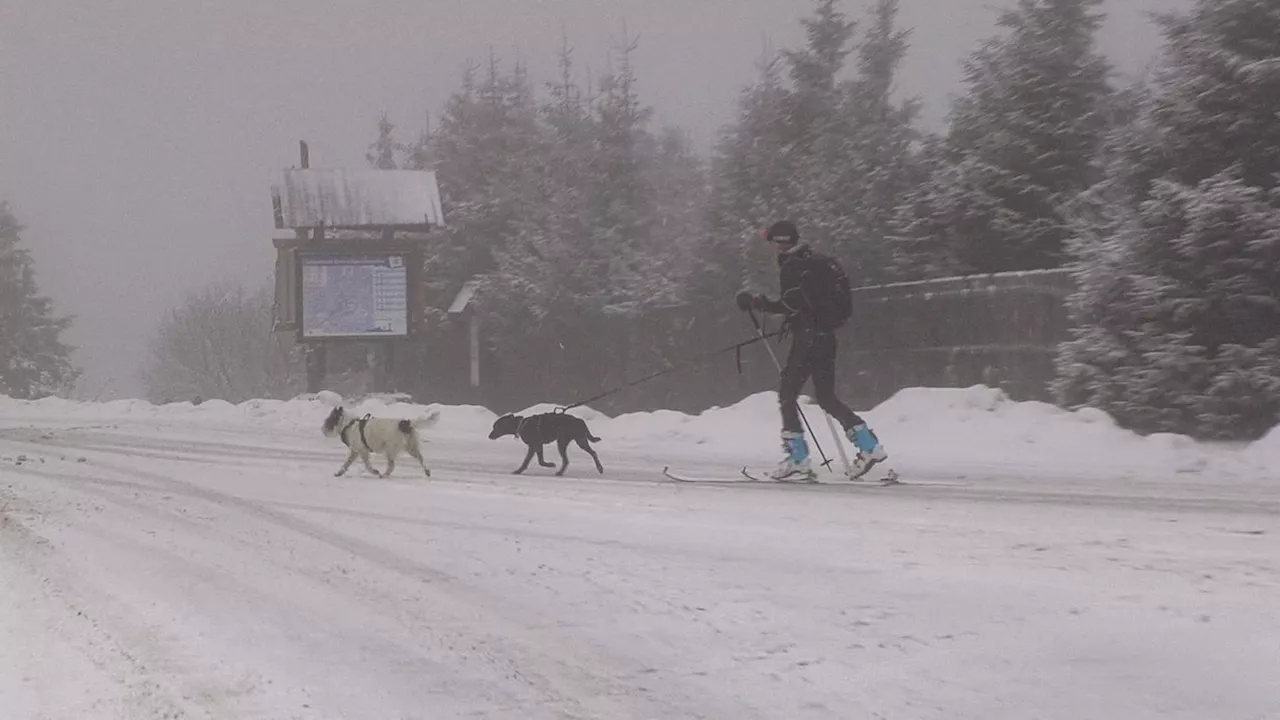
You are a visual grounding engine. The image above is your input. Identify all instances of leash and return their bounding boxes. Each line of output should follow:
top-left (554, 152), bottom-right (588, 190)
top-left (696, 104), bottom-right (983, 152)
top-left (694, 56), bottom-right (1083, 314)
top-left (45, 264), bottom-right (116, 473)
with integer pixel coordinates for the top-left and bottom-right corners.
top-left (554, 331), bottom-right (782, 413)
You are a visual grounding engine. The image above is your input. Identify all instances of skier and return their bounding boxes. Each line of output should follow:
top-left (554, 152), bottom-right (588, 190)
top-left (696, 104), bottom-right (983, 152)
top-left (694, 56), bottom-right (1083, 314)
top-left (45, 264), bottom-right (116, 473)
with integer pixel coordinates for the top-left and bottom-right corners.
top-left (735, 220), bottom-right (888, 481)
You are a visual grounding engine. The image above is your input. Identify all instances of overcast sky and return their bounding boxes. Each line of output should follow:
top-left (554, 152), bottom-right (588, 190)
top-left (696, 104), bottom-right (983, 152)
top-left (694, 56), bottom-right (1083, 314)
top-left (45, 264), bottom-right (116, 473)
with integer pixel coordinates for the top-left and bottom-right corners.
top-left (1, 0), bottom-right (1189, 400)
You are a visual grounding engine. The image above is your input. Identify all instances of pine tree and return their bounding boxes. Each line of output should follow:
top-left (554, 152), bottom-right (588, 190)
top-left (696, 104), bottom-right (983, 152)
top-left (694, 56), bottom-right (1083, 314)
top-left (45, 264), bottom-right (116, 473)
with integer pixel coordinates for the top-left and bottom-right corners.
top-left (0, 203), bottom-right (78, 399)
top-left (782, 0), bottom-right (859, 257)
top-left (386, 57), bottom-right (545, 398)
top-left (469, 38), bottom-right (601, 397)
top-left (365, 111), bottom-right (400, 169)
top-left (479, 32), bottom-right (701, 403)
top-left (1055, 0), bottom-right (1280, 440)
top-left (783, 0), bottom-right (856, 141)
top-left (893, 0), bottom-right (1113, 277)
top-left (699, 51), bottom-right (798, 299)
top-left (473, 38), bottom-right (586, 387)
top-left (647, 125), bottom-right (707, 296)
top-left (406, 56), bottom-right (544, 314)
top-left (588, 33), bottom-right (663, 315)
top-left (831, 0), bottom-right (922, 284)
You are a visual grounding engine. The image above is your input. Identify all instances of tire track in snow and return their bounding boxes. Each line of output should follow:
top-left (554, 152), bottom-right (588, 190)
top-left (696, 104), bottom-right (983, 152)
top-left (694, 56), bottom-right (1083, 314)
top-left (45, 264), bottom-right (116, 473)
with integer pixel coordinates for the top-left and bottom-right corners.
top-left (5, 464), bottom-right (535, 718)
top-left (0, 482), bottom-right (224, 720)
top-left (1, 435), bottom-right (760, 720)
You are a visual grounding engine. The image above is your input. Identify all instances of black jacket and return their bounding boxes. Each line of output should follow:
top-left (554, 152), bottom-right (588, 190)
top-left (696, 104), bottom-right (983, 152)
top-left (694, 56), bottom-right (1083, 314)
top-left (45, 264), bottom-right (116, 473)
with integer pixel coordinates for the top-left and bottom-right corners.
top-left (755, 244), bottom-right (823, 332)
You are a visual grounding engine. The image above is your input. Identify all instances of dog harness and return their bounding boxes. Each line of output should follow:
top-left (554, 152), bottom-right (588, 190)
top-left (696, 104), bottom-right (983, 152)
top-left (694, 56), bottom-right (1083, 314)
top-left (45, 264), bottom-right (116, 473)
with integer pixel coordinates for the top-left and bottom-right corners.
top-left (340, 414), bottom-right (373, 451)
top-left (512, 414), bottom-right (541, 440)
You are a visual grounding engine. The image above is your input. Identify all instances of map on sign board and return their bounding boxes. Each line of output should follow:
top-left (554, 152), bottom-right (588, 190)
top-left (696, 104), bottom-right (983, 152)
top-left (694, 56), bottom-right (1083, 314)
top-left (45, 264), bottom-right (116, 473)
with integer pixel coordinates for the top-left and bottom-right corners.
top-left (299, 254), bottom-right (409, 338)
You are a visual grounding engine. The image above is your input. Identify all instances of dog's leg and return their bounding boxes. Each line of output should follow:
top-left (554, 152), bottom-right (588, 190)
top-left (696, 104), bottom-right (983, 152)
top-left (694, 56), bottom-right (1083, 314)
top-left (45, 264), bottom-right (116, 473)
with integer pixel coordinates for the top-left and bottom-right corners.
top-left (555, 438), bottom-right (571, 476)
top-left (384, 450), bottom-right (398, 477)
top-left (335, 449), bottom-right (358, 477)
top-left (514, 446), bottom-right (536, 475)
top-left (576, 436), bottom-right (603, 474)
top-left (359, 450), bottom-right (382, 477)
top-left (406, 442), bottom-right (431, 477)
top-left (536, 445), bottom-right (556, 468)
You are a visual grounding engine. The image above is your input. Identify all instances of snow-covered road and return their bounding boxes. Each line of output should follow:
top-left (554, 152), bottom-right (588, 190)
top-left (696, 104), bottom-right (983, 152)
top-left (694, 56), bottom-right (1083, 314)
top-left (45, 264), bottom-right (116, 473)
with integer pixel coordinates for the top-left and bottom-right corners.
top-left (3, 417), bottom-right (1280, 720)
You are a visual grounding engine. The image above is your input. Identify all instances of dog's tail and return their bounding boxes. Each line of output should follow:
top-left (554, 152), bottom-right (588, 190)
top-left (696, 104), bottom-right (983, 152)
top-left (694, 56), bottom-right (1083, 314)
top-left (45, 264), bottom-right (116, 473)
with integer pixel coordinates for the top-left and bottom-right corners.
top-left (397, 411), bottom-right (440, 435)
top-left (410, 410), bottom-right (441, 429)
top-left (586, 424), bottom-right (602, 443)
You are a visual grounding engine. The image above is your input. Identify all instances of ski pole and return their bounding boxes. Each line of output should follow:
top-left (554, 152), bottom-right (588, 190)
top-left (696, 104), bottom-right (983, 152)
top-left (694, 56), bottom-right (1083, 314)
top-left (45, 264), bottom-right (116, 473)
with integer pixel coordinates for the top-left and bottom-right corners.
top-left (745, 309), bottom-right (836, 471)
top-left (823, 406), bottom-right (853, 475)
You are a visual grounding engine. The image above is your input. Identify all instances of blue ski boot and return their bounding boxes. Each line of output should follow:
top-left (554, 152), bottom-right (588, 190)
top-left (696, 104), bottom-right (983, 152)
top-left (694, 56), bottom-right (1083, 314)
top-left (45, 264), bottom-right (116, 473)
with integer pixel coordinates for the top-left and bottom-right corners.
top-left (770, 430), bottom-right (817, 482)
top-left (847, 423), bottom-right (888, 479)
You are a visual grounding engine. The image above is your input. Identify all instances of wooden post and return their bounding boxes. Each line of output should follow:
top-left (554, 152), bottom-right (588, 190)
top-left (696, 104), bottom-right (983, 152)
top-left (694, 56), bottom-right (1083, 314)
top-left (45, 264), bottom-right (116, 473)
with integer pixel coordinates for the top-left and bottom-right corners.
top-left (299, 140), bottom-right (328, 394)
top-left (383, 341), bottom-right (396, 393)
top-left (368, 345), bottom-right (383, 394)
top-left (469, 313), bottom-right (480, 387)
top-left (369, 342), bottom-right (395, 395)
top-left (371, 226), bottom-right (396, 394)
top-left (304, 346), bottom-right (326, 395)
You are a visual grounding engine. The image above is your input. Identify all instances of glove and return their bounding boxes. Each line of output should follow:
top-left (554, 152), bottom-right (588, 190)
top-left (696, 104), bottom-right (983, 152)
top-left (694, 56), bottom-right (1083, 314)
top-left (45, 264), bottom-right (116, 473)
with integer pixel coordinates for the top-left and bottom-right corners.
top-left (735, 291), bottom-right (757, 312)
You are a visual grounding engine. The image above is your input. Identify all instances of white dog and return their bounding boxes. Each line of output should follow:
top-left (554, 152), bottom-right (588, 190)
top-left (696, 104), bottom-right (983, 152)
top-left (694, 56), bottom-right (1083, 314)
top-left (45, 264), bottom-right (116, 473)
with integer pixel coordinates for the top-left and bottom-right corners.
top-left (321, 405), bottom-right (439, 478)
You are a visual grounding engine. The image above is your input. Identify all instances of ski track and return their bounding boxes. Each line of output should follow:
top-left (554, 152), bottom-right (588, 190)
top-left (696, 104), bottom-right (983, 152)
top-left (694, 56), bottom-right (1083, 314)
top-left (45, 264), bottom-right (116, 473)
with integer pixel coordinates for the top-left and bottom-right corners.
top-left (2, 420), bottom-right (1280, 719)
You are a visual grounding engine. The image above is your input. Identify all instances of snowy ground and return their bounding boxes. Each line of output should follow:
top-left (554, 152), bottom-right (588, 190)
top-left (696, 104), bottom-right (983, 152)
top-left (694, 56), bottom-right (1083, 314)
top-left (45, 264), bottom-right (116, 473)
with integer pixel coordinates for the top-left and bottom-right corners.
top-left (2, 388), bottom-right (1280, 719)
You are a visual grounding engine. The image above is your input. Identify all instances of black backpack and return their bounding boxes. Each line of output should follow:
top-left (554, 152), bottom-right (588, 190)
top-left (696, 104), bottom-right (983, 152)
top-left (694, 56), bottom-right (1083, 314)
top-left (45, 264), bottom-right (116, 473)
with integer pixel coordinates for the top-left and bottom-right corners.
top-left (804, 253), bottom-right (853, 331)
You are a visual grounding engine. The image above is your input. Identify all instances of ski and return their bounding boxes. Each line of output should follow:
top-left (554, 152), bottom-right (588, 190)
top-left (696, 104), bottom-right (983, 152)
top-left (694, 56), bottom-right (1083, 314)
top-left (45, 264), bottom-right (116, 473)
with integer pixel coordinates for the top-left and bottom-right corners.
top-left (661, 465), bottom-right (903, 486)
top-left (741, 466), bottom-right (902, 486)
top-left (660, 466), bottom-right (744, 484)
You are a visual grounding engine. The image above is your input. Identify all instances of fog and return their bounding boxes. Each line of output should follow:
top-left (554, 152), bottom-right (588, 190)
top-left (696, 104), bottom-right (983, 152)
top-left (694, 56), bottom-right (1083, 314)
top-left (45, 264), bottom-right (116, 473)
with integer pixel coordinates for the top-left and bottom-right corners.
top-left (0, 0), bottom-right (1188, 399)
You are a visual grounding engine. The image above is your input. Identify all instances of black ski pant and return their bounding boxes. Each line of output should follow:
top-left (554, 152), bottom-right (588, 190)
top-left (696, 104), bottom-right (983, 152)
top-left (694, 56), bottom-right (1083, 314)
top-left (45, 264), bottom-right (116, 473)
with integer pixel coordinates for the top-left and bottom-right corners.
top-left (778, 330), bottom-right (864, 435)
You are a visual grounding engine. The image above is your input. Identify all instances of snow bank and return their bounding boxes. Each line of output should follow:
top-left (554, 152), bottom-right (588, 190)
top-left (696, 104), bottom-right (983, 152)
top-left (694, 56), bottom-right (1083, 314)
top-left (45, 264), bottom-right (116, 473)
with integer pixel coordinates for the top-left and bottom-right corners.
top-left (865, 386), bottom-right (1230, 480)
top-left (3, 386), bottom-right (1278, 482)
top-left (1244, 424), bottom-right (1280, 472)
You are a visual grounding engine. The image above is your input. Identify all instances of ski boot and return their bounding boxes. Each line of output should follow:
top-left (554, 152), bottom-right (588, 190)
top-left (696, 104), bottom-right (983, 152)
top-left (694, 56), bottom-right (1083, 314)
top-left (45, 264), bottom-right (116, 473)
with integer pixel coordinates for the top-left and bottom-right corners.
top-left (846, 423), bottom-right (888, 480)
top-left (770, 430), bottom-right (818, 482)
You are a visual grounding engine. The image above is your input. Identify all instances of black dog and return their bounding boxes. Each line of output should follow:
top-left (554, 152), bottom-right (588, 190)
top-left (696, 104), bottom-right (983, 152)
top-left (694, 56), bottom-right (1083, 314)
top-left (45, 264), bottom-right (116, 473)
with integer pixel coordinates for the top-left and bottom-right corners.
top-left (488, 412), bottom-right (604, 476)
